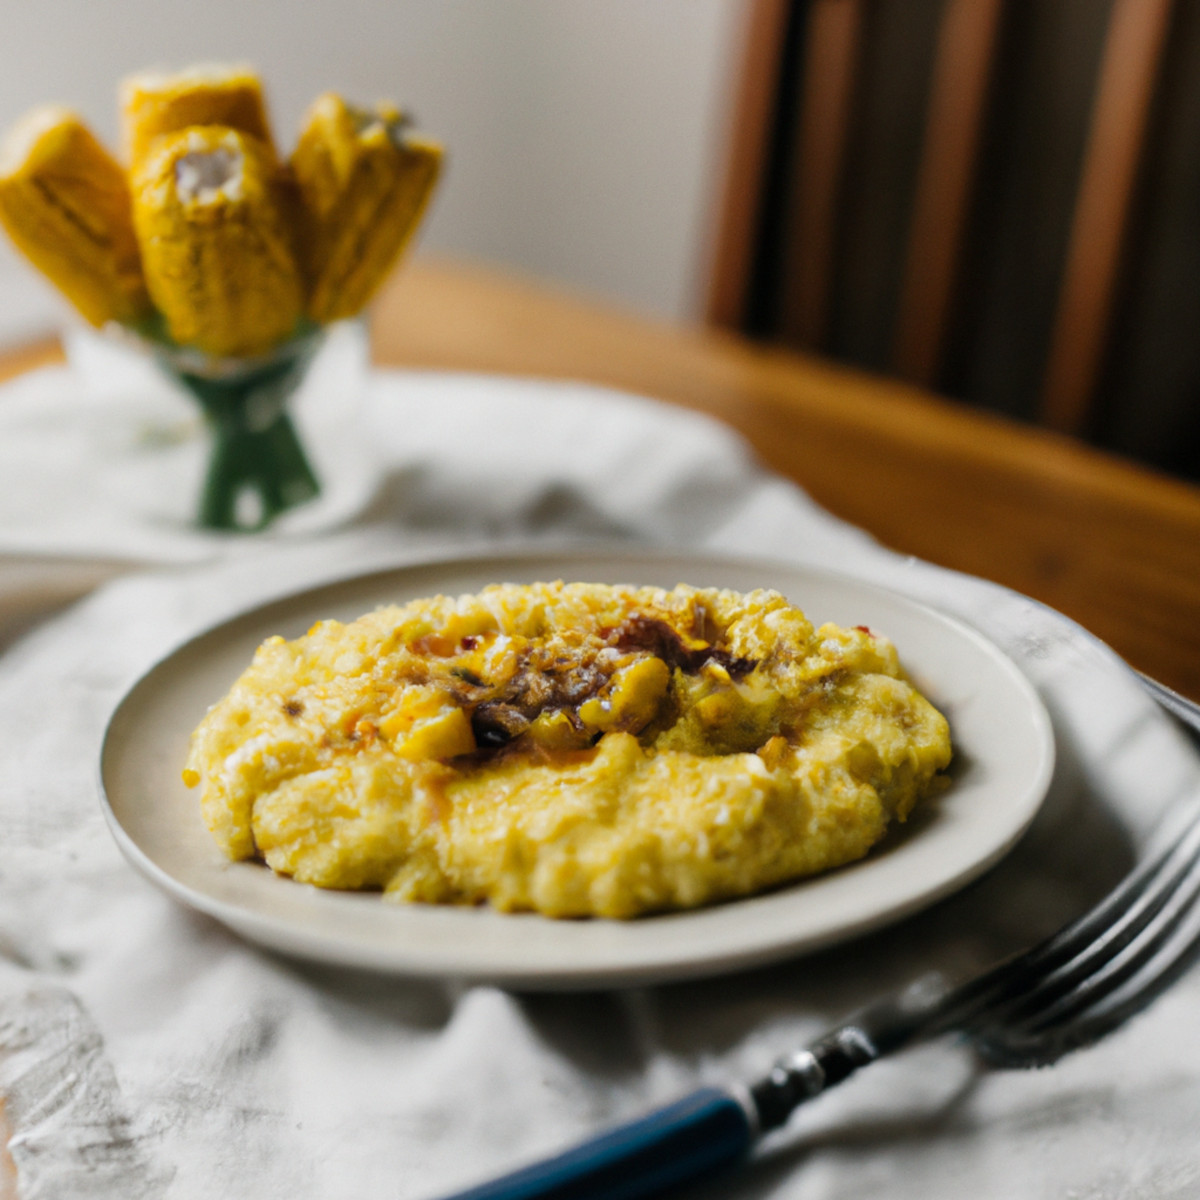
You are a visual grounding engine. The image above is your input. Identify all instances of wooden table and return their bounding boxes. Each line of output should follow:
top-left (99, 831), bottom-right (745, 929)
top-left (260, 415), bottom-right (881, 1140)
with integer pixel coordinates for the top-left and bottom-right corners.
top-left (5, 256), bottom-right (1200, 701)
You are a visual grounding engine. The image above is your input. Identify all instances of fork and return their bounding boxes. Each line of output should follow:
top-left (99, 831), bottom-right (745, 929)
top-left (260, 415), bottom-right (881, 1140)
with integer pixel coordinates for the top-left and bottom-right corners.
top-left (439, 675), bottom-right (1200, 1200)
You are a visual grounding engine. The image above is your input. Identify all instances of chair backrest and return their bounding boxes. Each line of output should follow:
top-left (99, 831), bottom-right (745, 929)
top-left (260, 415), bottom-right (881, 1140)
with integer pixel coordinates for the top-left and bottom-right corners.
top-left (706, 0), bottom-right (1190, 472)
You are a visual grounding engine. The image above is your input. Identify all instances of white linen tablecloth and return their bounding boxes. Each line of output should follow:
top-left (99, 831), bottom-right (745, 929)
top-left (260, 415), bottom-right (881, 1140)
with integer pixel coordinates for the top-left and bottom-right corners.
top-left (1, 328), bottom-right (1198, 1199)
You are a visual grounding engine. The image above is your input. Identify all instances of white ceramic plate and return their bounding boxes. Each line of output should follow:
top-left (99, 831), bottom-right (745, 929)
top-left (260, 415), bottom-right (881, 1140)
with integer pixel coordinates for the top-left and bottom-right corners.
top-left (99, 550), bottom-right (1055, 989)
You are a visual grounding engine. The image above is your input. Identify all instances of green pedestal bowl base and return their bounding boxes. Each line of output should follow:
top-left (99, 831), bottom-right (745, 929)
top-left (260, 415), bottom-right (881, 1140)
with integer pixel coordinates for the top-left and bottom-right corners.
top-left (160, 333), bottom-right (323, 532)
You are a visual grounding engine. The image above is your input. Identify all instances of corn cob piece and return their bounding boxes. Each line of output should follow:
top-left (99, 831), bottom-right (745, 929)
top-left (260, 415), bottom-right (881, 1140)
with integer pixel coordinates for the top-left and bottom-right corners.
top-left (0, 106), bottom-right (150, 327)
top-left (121, 64), bottom-right (275, 168)
top-left (289, 92), bottom-right (441, 323)
top-left (131, 125), bottom-right (303, 358)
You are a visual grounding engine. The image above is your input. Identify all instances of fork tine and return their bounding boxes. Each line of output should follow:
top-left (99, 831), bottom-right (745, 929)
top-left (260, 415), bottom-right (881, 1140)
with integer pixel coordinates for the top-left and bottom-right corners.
top-left (974, 881), bottom-right (1200, 1066)
top-left (1005, 842), bottom-right (1200, 1029)
top-left (1060, 886), bottom-right (1200, 1031)
top-left (960, 800), bottom-right (1200, 1066)
top-left (964, 808), bottom-right (1200, 1031)
top-left (925, 800), bottom-right (1200, 1038)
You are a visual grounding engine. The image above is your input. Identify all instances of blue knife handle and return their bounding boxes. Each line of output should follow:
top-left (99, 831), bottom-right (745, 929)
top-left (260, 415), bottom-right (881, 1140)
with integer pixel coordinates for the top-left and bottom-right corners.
top-left (439, 1086), bottom-right (755, 1200)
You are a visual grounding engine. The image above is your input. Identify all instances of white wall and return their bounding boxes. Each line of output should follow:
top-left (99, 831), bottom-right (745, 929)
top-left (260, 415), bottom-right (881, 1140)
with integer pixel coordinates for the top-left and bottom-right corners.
top-left (0, 0), bottom-right (744, 343)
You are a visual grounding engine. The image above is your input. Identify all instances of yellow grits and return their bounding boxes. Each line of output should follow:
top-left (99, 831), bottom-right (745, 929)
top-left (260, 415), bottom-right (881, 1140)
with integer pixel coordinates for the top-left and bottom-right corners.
top-left (184, 582), bottom-right (952, 918)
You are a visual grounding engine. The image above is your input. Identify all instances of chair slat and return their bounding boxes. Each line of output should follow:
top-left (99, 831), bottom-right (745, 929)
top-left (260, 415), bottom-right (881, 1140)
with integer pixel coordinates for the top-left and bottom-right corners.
top-left (892, 0), bottom-right (1004, 386)
top-left (703, 0), bottom-right (1182, 469)
top-left (704, 0), bottom-right (793, 329)
top-left (1040, 0), bottom-right (1174, 433)
top-left (778, 0), bottom-right (865, 350)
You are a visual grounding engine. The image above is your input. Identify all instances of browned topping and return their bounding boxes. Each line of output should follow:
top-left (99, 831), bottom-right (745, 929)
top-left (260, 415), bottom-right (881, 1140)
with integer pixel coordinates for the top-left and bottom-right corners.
top-left (395, 608), bottom-right (763, 760)
top-left (611, 615), bottom-right (756, 679)
top-left (470, 701), bottom-right (532, 748)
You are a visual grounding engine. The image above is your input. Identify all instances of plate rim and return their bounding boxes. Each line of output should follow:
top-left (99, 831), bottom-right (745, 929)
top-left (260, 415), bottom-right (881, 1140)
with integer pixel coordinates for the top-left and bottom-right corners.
top-left (98, 546), bottom-right (1056, 988)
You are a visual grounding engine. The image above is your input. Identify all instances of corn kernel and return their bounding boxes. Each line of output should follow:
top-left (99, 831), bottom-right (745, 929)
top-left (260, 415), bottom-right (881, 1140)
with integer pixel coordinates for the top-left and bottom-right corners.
top-left (379, 687), bottom-right (447, 740)
top-left (579, 656), bottom-right (670, 733)
top-left (394, 706), bottom-right (475, 761)
top-left (526, 709), bottom-right (588, 751)
top-left (757, 735), bottom-right (790, 771)
top-left (695, 690), bottom-right (737, 728)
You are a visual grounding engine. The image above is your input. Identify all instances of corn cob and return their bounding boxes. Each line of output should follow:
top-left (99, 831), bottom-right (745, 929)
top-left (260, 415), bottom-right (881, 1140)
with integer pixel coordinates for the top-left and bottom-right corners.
top-left (121, 64), bottom-right (275, 168)
top-left (131, 125), bottom-right (303, 358)
top-left (0, 106), bottom-right (150, 327)
top-left (289, 92), bottom-right (441, 323)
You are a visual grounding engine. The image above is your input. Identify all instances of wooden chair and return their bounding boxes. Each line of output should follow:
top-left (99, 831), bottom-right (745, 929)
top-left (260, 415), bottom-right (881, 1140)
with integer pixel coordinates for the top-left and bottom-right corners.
top-left (706, 0), bottom-right (1190, 473)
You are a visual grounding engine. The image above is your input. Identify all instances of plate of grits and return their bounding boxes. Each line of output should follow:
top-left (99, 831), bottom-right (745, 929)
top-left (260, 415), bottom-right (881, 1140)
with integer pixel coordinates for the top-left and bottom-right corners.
top-left (99, 550), bottom-right (1055, 988)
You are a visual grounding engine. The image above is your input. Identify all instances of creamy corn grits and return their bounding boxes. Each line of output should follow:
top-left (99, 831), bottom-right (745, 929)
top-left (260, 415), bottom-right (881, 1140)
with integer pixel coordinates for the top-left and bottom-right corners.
top-left (184, 582), bottom-right (952, 918)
